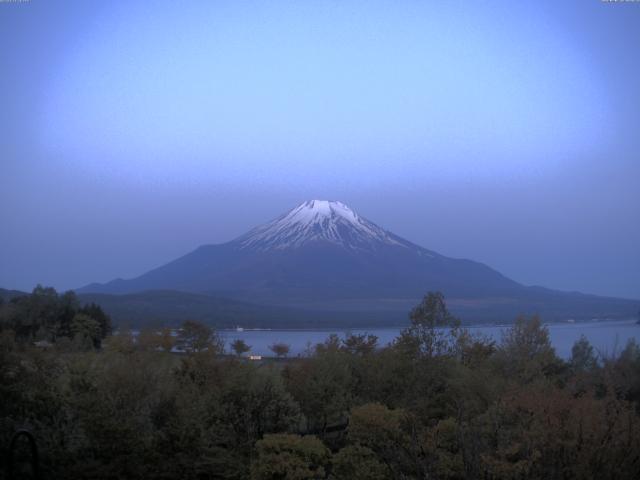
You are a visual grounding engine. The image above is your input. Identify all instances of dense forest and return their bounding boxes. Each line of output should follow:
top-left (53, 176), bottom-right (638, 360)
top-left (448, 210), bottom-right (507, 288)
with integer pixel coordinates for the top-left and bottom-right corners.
top-left (1, 288), bottom-right (640, 479)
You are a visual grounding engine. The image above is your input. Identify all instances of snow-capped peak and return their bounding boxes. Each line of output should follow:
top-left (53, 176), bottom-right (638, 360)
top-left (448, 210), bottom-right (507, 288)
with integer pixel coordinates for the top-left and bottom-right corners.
top-left (280, 200), bottom-right (359, 226)
top-left (235, 200), bottom-right (407, 251)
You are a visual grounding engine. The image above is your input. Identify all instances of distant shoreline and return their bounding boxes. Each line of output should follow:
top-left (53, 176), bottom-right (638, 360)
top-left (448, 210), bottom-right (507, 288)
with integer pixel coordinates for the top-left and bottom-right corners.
top-left (217, 317), bottom-right (639, 333)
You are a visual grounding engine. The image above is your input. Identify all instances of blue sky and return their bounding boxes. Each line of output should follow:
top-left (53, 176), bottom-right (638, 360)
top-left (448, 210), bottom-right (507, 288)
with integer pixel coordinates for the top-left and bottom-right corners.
top-left (1, 0), bottom-right (639, 299)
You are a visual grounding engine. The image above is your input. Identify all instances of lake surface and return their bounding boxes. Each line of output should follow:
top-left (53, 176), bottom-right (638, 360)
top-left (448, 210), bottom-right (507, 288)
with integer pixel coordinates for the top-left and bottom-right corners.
top-left (220, 320), bottom-right (639, 359)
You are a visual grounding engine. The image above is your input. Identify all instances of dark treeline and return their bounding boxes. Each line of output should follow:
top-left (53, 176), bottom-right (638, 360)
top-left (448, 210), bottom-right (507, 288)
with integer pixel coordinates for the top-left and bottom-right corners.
top-left (1, 291), bottom-right (640, 479)
top-left (0, 285), bottom-right (111, 350)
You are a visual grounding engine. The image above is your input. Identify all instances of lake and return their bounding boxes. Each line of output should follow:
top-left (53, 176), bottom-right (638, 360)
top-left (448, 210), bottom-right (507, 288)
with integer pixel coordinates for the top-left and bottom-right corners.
top-left (220, 319), bottom-right (640, 359)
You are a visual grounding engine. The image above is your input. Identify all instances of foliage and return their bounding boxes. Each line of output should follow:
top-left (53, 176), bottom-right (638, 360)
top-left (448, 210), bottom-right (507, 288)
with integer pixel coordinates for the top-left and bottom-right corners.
top-left (495, 314), bottom-right (562, 383)
top-left (341, 333), bottom-right (378, 356)
top-left (396, 291), bottom-right (462, 357)
top-left (70, 313), bottom-right (102, 350)
top-left (269, 342), bottom-right (291, 358)
top-left (251, 434), bottom-right (330, 480)
top-left (571, 334), bottom-right (599, 373)
top-left (176, 319), bottom-right (224, 354)
top-left (0, 285), bottom-right (111, 349)
top-left (330, 444), bottom-right (387, 480)
top-left (2, 291), bottom-right (640, 479)
top-left (231, 338), bottom-right (252, 356)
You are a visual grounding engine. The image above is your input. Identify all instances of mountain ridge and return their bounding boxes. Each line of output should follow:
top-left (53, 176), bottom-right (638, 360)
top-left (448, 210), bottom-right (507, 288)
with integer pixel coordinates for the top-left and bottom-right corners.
top-left (78, 200), bottom-right (638, 323)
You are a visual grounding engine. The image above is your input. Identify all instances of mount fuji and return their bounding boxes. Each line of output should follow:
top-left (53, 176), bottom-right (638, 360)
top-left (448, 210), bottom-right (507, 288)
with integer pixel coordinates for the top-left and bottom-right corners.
top-left (79, 200), bottom-right (637, 324)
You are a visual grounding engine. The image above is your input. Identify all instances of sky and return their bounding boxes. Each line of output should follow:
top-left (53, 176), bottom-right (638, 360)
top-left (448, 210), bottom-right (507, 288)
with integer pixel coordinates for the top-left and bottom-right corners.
top-left (1, 0), bottom-right (639, 299)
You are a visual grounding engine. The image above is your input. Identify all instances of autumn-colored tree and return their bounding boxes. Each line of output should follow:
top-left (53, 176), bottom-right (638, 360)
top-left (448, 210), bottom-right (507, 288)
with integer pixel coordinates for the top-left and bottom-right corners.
top-left (105, 327), bottom-right (136, 354)
top-left (159, 326), bottom-right (175, 352)
top-left (480, 384), bottom-right (640, 479)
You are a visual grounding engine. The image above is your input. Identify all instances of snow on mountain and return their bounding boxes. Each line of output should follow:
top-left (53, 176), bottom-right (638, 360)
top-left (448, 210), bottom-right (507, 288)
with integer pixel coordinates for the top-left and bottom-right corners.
top-left (235, 200), bottom-right (408, 251)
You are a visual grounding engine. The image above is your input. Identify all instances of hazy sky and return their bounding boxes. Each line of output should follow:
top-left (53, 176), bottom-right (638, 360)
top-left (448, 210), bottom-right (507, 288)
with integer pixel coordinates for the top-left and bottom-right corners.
top-left (1, 0), bottom-right (639, 299)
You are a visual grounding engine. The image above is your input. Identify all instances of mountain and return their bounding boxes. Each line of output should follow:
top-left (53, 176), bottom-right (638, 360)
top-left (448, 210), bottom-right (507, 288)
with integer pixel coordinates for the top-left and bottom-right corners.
top-left (81, 200), bottom-right (521, 300)
top-left (0, 288), bottom-right (29, 302)
top-left (79, 200), bottom-right (638, 323)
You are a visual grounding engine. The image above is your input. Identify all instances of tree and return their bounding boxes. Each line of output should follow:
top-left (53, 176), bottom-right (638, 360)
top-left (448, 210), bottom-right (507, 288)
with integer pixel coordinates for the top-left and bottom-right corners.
top-left (497, 314), bottom-right (561, 382)
top-left (231, 338), bottom-right (251, 356)
top-left (269, 342), bottom-right (291, 358)
top-left (284, 348), bottom-right (354, 434)
top-left (0, 286), bottom-right (111, 348)
top-left (607, 339), bottom-right (640, 409)
top-left (331, 444), bottom-right (387, 480)
top-left (571, 335), bottom-right (598, 373)
top-left (219, 369), bottom-right (303, 448)
top-left (454, 328), bottom-right (496, 366)
top-left (176, 320), bottom-right (223, 354)
top-left (70, 313), bottom-right (102, 350)
top-left (342, 333), bottom-right (378, 356)
top-left (79, 302), bottom-right (112, 340)
top-left (421, 417), bottom-right (465, 479)
top-left (4, 304), bottom-right (640, 479)
top-left (410, 291), bottom-right (459, 329)
top-left (314, 334), bottom-right (341, 355)
top-left (57, 290), bottom-right (80, 339)
top-left (106, 327), bottom-right (136, 354)
top-left (136, 328), bottom-right (162, 352)
top-left (3, 285), bottom-right (64, 341)
top-left (480, 385), bottom-right (640, 479)
top-left (397, 291), bottom-right (460, 357)
top-left (159, 327), bottom-right (175, 353)
top-left (348, 403), bottom-right (416, 477)
top-left (251, 434), bottom-right (330, 480)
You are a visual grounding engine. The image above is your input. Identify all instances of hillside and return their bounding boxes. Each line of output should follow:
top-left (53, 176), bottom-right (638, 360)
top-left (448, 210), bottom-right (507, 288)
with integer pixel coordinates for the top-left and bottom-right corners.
top-left (76, 290), bottom-right (411, 329)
